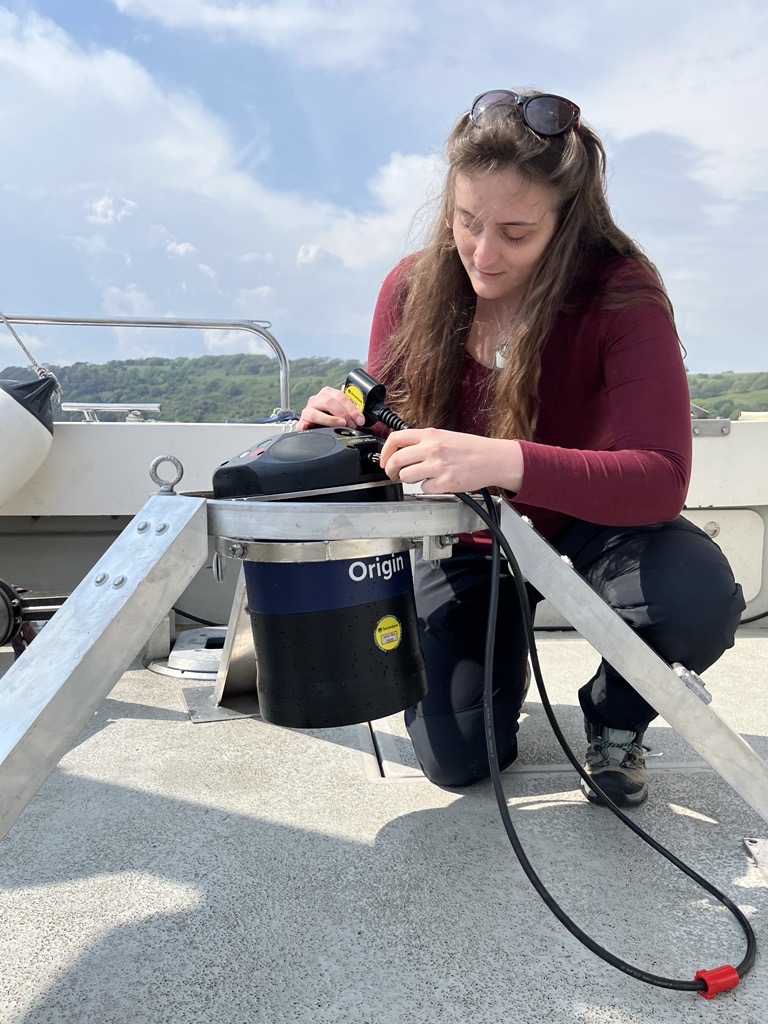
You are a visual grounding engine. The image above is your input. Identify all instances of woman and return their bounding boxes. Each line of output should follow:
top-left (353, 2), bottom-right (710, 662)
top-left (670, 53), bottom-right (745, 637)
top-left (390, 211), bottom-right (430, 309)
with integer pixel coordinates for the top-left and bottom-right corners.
top-left (298, 88), bottom-right (745, 805)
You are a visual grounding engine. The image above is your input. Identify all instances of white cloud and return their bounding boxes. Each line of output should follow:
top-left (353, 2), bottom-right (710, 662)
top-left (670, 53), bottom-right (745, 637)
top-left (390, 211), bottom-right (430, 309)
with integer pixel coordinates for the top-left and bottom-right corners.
top-left (0, 327), bottom-right (73, 369)
top-left (93, 284), bottom-right (163, 359)
top-left (580, 4), bottom-right (768, 199)
top-left (702, 204), bottom-right (740, 229)
top-left (0, 326), bottom-right (35, 356)
top-left (0, 9), bottom-right (240, 205)
top-left (237, 285), bottom-right (276, 303)
top-left (203, 327), bottom-right (271, 354)
top-left (69, 234), bottom-right (114, 256)
top-left (3, 3), bottom-right (767, 371)
top-left (0, 7), bottom-right (417, 362)
top-left (240, 250), bottom-right (277, 265)
top-left (85, 194), bottom-right (137, 225)
top-left (166, 240), bottom-right (196, 256)
top-left (314, 152), bottom-right (443, 270)
top-left (110, 0), bottom-right (419, 69)
top-left (296, 244), bottom-right (339, 266)
top-left (102, 283), bottom-right (155, 317)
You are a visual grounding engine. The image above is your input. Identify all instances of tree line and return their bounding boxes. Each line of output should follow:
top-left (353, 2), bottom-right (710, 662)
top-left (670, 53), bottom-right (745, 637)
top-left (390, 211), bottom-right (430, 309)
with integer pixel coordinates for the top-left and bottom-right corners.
top-left (1, 354), bottom-right (362, 423)
top-left (687, 371), bottom-right (768, 420)
top-left (2, 355), bottom-right (767, 422)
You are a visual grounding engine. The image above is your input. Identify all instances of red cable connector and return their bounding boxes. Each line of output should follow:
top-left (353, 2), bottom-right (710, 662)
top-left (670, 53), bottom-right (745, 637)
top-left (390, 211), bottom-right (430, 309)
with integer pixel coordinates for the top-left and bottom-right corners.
top-left (694, 965), bottom-right (740, 999)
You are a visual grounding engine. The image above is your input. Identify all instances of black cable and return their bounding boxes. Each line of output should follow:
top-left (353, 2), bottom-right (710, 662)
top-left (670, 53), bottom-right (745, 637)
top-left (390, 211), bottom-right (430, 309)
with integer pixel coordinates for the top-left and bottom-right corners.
top-left (457, 489), bottom-right (756, 992)
top-left (360, 381), bottom-right (755, 994)
top-left (171, 606), bottom-right (225, 628)
top-left (741, 609), bottom-right (768, 625)
top-left (370, 403), bottom-right (410, 432)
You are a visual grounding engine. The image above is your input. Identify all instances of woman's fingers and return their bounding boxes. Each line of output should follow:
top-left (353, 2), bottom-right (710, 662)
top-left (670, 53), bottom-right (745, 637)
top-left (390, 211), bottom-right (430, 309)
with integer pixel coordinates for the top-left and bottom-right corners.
top-left (380, 429), bottom-right (521, 493)
top-left (380, 429), bottom-right (446, 484)
top-left (296, 387), bottom-right (366, 431)
top-left (379, 429), bottom-right (426, 473)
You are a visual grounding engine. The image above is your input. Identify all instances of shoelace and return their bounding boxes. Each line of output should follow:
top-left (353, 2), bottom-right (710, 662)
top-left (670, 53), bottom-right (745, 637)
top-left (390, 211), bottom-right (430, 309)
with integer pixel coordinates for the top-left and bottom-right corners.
top-left (592, 736), bottom-right (644, 768)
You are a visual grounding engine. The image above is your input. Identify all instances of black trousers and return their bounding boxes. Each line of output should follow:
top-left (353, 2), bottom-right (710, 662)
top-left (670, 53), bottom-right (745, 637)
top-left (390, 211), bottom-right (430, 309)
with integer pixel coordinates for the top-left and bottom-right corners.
top-left (405, 517), bottom-right (745, 787)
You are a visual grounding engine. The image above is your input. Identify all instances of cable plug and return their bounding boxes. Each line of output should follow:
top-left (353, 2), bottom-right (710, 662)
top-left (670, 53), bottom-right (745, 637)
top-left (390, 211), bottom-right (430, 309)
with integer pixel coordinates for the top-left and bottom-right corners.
top-left (343, 368), bottom-right (410, 431)
top-left (694, 965), bottom-right (740, 998)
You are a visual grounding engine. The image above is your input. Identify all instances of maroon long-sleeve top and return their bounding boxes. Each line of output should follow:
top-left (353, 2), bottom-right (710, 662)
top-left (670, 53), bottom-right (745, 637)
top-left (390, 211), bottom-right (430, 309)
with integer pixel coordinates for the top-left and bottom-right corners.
top-left (367, 257), bottom-right (692, 540)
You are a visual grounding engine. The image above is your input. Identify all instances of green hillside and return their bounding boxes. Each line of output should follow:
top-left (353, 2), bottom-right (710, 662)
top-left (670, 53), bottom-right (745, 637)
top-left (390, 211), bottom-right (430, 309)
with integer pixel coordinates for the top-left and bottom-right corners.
top-left (1, 354), bottom-right (363, 423)
top-left (2, 357), bottom-right (767, 423)
top-left (687, 371), bottom-right (768, 420)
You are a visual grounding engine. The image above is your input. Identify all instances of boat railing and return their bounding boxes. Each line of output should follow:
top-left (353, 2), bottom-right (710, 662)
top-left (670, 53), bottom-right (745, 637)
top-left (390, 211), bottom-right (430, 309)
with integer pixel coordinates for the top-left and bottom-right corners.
top-left (60, 403), bottom-right (161, 422)
top-left (3, 314), bottom-right (292, 413)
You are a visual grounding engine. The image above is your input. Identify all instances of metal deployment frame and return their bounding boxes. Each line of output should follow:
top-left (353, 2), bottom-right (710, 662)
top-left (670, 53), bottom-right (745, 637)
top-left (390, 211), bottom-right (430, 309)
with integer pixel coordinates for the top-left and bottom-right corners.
top-left (0, 493), bottom-right (209, 839)
top-left (1, 493), bottom-right (768, 846)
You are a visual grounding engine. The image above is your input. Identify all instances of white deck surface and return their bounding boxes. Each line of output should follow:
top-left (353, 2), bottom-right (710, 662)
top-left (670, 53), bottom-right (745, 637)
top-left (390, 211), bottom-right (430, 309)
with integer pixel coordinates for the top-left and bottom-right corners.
top-left (1, 630), bottom-right (767, 1024)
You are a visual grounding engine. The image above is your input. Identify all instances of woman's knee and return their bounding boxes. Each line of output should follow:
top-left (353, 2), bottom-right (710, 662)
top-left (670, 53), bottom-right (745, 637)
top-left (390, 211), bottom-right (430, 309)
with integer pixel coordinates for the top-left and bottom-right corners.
top-left (646, 529), bottom-right (742, 657)
top-left (586, 522), bottom-right (745, 670)
top-left (405, 698), bottom-right (519, 788)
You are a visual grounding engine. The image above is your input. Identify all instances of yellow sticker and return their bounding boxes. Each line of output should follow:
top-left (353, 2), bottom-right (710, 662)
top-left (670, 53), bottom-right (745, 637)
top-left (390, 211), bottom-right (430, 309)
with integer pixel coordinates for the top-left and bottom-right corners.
top-left (375, 614), bottom-right (402, 652)
top-left (344, 383), bottom-right (365, 413)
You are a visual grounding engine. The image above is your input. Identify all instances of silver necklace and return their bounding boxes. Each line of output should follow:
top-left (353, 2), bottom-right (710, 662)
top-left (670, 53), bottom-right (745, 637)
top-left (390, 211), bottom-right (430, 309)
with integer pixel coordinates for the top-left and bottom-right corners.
top-left (491, 302), bottom-right (520, 370)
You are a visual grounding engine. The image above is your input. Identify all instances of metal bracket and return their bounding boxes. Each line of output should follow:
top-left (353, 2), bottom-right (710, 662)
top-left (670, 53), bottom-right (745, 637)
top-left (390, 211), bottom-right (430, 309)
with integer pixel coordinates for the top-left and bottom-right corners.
top-left (672, 663), bottom-right (712, 705)
top-left (692, 418), bottom-right (731, 437)
top-left (743, 837), bottom-right (768, 883)
top-left (421, 533), bottom-right (458, 563)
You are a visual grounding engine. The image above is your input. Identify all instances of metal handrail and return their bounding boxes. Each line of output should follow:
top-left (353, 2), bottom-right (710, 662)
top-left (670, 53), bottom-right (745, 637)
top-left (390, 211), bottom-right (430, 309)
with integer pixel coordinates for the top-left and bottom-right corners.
top-left (3, 314), bottom-right (292, 411)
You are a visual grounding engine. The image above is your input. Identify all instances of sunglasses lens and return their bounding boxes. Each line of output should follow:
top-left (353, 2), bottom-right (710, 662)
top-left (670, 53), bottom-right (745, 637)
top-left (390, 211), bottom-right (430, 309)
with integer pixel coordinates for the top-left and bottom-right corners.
top-left (524, 95), bottom-right (577, 135)
top-left (471, 90), bottom-right (519, 127)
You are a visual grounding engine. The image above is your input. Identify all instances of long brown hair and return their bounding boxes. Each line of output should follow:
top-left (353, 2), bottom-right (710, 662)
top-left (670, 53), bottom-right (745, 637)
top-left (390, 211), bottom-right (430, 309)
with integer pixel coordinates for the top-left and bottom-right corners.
top-left (377, 92), bottom-right (676, 439)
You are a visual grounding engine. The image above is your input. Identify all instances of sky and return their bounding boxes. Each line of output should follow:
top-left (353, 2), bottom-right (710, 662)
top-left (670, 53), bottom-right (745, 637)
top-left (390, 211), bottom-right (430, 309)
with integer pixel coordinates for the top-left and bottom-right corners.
top-left (0, 0), bottom-right (766, 374)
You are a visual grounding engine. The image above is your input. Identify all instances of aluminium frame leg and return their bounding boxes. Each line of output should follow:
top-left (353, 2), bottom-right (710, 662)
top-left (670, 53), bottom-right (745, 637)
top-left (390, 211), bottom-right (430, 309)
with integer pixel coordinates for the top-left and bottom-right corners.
top-left (180, 566), bottom-right (260, 723)
top-left (499, 501), bottom-right (768, 825)
top-left (213, 566), bottom-right (258, 704)
top-left (0, 494), bottom-right (209, 841)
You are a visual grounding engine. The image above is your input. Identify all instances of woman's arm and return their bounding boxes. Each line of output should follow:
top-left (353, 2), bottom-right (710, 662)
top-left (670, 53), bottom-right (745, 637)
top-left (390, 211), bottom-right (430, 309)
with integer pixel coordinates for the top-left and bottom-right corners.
top-left (513, 300), bottom-right (692, 525)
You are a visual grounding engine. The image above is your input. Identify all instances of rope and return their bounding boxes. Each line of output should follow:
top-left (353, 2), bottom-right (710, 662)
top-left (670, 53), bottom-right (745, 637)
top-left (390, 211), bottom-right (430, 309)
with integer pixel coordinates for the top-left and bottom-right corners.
top-left (0, 308), bottom-right (61, 395)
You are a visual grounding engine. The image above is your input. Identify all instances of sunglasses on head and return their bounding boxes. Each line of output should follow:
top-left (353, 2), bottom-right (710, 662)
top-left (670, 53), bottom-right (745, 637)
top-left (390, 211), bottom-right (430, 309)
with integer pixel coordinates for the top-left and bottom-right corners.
top-left (469, 90), bottom-right (580, 137)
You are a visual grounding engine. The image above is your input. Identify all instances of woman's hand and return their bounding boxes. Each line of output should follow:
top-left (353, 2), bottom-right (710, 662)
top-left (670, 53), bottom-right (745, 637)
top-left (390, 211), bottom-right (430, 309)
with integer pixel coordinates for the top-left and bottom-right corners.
top-left (296, 387), bottom-right (366, 431)
top-left (379, 428), bottom-right (524, 494)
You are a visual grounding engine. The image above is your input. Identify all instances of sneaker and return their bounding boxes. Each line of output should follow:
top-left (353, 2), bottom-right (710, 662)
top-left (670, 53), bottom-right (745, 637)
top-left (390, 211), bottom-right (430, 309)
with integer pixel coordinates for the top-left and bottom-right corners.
top-left (579, 719), bottom-right (648, 807)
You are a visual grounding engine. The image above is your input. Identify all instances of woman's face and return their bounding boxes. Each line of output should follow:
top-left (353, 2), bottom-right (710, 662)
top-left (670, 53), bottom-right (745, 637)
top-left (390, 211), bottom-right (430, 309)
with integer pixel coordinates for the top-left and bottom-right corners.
top-left (452, 168), bottom-right (559, 305)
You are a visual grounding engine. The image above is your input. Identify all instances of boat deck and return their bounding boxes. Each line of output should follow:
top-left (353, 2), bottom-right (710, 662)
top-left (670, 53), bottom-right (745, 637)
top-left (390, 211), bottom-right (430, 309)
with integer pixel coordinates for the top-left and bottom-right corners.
top-left (1, 628), bottom-right (766, 1023)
